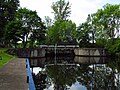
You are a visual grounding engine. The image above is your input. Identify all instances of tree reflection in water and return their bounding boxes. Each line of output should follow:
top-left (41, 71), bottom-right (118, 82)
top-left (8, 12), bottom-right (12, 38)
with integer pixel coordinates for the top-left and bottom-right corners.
top-left (32, 71), bottom-right (47, 90)
top-left (30, 57), bottom-right (120, 90)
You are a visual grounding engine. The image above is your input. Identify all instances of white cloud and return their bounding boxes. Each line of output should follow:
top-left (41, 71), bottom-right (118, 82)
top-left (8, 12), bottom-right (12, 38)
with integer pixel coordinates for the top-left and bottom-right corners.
top-left (19, 0), bottom-right (120, 26)
top-left (20, 0), bottom-right (54, 19)
top-left (69, 0), bottom-right (104, 25)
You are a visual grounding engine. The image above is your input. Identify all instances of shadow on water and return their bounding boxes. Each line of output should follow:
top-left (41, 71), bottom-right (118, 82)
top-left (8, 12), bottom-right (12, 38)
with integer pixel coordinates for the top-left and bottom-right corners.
top-left (29, 56), bottom-right (120, 90)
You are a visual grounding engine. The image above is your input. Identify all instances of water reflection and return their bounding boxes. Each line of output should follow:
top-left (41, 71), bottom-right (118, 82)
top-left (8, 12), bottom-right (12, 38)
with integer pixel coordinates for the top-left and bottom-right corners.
top-left (29, 56), bottom-right (120, 90)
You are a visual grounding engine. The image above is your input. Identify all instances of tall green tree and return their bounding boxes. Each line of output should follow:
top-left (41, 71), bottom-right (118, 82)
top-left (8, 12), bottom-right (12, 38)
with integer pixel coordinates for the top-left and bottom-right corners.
top-left (77, 4), bottom-right (120, 48)
top-left (51, 0), bottom-right (71, 20)
top-left (5, 8), bottom-right (46, 48)
top-left (88, 4), bottom-right (120, 52)
top-left (47, 20), bottom-right (76, 44)
top-left (0, 0), bottom-right (19, 47)
top-left (91, 4), bottom-right (120, 43)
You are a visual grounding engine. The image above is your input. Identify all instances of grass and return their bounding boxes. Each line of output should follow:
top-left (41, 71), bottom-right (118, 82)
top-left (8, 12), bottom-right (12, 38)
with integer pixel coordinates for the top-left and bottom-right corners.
top-left (0, 48), bottom-right (15, 68)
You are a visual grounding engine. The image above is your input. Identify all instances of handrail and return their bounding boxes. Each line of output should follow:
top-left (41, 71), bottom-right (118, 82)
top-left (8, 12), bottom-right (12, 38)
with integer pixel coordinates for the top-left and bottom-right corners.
top-left (26, 58), bottom-right (36, 90)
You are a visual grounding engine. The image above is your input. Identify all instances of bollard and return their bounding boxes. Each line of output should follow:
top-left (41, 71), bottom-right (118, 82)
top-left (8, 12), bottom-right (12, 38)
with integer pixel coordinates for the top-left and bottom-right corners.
top-left (27, 76), bottom-right (29, 83)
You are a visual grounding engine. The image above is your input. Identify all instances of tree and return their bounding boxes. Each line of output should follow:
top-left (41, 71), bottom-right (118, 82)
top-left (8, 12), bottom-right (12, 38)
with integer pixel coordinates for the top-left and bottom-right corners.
top-left (4, 20), bottom-right (22, 48)
top-left (44, 16), bottom-right (53, 29)
top-left (77, 22), bottom-right (91, 47)
top-left (91, 4), bottom-right (120, 43)
top-left (47, 20), bottom-right (77, 44)
top-left (85, 4), bottom-right (120, 52)
top-left (77, 4), bottom-right (120, 48)
top-left (0, 0), bottom-right (19, 47)
top-left (5, 8), bottom-right (46, 48)
top-left (51, 0), bottom-right (71, 20)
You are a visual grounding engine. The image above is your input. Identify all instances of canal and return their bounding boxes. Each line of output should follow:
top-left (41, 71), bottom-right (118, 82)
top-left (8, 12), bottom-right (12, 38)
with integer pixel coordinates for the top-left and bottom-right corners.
top-left (29, 56), bottom-right (120, 90)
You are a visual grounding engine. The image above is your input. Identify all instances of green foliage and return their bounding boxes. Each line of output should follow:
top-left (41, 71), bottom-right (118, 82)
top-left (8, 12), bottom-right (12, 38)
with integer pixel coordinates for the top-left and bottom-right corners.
top-left (96, 4), bottom-right (120, 55)
top-left (0, 0), bottom-right (119, 56)
top-left (96, 39), bottom-right (107, 48)
top-left (77, 22), bottom-right (91, 47)
top-left (106, 39), bottom-right (120, 55)
top-left (5, 8), bottom-right (46, 48)
top-left (4, 20), bottom-right (22, 47)
top-left (91, 4), bottom-right (120, 42)
top-left (51, 0), bottom-right (71, 20)
top-left (47, 20), bottom-right (77, 44)
top-left (77, 3), bottom-right (120, 50)
top-left (0, 0), bottom-right (19, 46)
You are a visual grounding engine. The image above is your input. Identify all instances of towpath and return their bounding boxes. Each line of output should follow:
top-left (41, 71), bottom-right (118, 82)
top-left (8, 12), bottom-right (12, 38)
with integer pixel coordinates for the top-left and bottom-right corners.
top-left (0, 58), bottom-right (28, 90)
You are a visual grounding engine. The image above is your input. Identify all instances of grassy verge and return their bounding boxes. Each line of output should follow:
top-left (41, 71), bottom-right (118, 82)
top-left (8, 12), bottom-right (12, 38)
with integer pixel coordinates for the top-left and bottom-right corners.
top-left (0, 48), bottom-right (15, 68)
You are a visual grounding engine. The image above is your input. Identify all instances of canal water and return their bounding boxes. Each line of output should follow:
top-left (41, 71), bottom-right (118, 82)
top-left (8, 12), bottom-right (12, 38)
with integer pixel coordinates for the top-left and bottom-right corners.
top-left (29, 56), bottom-right (120, 90)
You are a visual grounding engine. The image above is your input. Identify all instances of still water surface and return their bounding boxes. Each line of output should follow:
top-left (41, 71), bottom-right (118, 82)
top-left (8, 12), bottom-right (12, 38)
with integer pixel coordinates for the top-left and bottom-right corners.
top-left (29, 56), bottom-right (120, 90)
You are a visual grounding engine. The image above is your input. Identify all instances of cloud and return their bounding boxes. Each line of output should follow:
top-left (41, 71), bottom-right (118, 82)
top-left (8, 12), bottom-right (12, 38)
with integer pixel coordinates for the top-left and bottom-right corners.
top-left (69, 0), bottom-right (104, 25)
top-left (20, 0), bottom-right (120, 26)
top-left (20, 0), bottom-right (54, 19)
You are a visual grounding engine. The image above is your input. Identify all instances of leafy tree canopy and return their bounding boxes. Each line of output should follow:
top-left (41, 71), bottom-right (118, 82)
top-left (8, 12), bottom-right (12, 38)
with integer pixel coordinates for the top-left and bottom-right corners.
top-left (0, 0), bottom-right (19, 46)
top-left (90, 4), bottom-right (120, 42)
top-left (47, 20), bottom-right (76, 44)
top-left (51, 0), bottom-right (71, 20)
top-left (77, 4), bottom-right (120, 48)
top-left (5, 8), bottom-right (46, 48)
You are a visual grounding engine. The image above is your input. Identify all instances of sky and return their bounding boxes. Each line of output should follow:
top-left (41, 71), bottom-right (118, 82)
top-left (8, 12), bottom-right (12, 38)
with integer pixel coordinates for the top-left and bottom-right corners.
top-left (20, 0), bottom-right (120, 26)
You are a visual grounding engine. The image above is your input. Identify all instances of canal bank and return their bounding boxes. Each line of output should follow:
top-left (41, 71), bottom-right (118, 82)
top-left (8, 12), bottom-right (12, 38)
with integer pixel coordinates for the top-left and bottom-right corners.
top-left (0, 58), bottom-right (28, 90)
